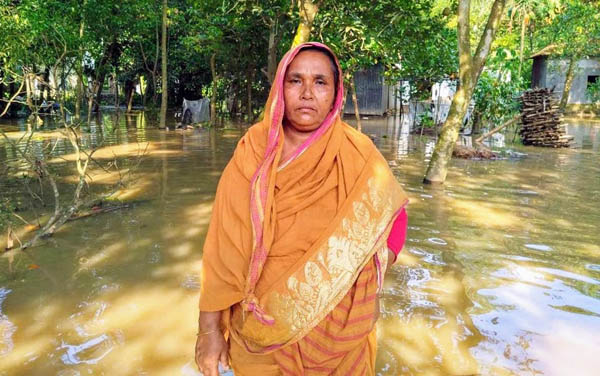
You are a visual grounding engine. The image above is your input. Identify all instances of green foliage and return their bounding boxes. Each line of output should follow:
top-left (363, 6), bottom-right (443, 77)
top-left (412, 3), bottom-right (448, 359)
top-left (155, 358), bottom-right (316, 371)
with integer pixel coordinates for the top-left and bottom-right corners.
top-left (419, 111), bottom-right (435, 129)
top-left (587, 79), bottom-right (600, 110)
top-left (0, 198), bottom-right (16, 229)
top-left (179, 0), bottom-right (300, 118)
top-left (471, 43), bottom-right (527, 130)
top-left (314, 0), bottom-right (456, 101)
top-left (468, 0), bottom-right (584, 131)
top-left (1, 0), bottom-right (598, 123)
top-left (472, 70), bottom-right (522, 129)
top-left (534, 0), bottom-right (600, 58)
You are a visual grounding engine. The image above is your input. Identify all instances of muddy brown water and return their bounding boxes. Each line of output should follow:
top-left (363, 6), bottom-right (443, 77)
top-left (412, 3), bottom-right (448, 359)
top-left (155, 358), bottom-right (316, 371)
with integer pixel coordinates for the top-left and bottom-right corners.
top-left (1, 113), bottom-right (599, 375)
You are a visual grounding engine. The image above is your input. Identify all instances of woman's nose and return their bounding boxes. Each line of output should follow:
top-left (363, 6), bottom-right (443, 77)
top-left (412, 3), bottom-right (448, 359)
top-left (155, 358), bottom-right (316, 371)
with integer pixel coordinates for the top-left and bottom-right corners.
top-left (300, 84), bottom-right (314, 99)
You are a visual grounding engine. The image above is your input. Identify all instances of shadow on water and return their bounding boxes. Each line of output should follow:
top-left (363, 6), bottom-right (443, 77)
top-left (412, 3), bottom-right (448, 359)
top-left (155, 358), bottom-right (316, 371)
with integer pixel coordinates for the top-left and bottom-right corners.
top-left (1, 113), bottom-right (599, 375)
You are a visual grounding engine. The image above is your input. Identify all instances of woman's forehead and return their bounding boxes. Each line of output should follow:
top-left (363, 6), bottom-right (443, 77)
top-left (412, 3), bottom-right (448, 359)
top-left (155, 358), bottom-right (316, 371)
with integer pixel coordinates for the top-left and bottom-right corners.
top-left (286, 50), bottom-right (335, 76)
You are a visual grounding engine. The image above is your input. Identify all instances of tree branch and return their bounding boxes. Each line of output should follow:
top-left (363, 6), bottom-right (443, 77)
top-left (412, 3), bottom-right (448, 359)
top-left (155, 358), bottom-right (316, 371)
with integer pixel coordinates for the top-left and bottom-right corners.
top-left (0, 79), bottom-right (25, 118)
top-left (457, 0), bottom-right (473, 89)
top-left (472, 0), bottom-right (507, 80)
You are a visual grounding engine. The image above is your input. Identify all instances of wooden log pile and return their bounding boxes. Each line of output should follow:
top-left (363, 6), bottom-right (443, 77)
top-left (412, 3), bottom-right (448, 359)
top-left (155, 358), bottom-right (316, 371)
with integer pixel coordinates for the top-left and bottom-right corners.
top-left (519, 88), bottom-right (573, 147)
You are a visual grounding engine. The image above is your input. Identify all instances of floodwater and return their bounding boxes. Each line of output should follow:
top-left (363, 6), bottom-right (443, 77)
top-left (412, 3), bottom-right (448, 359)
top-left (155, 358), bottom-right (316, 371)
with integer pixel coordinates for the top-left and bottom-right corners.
top-left (1, 113), bottom-right (599, 376)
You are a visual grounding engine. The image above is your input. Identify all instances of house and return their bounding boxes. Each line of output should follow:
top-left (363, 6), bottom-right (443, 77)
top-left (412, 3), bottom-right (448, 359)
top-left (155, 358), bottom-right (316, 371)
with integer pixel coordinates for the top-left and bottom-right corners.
top-left (344, 65), bottom-right (465, 125)
top-left (531, 53), bottom-right (600, 105)
top-left (343, 65), bottom-right (453, 120)
top-left (343, 65), bottom-right (391, 116)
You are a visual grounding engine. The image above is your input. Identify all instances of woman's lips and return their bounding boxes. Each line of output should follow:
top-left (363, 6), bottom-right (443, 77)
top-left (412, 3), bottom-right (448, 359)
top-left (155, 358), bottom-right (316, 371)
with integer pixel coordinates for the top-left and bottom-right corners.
top-left (297, 106), bottom-right (316, 112)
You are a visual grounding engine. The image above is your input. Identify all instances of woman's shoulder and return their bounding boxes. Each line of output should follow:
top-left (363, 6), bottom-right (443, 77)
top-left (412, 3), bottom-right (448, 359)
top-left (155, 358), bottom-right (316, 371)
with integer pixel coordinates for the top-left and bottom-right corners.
top-left (230, 122), bottom-right (266, 180)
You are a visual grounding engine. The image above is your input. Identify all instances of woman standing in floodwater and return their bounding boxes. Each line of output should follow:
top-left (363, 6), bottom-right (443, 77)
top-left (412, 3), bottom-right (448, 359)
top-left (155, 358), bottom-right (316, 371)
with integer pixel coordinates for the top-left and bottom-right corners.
top-left (195, 42), bottom-right (408, 376)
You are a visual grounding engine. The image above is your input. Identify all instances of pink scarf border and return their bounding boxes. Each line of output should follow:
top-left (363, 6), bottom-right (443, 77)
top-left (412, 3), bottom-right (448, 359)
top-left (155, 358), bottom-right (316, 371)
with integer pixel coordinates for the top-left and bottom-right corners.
top-left (243, 42), bottom-right (345, 325)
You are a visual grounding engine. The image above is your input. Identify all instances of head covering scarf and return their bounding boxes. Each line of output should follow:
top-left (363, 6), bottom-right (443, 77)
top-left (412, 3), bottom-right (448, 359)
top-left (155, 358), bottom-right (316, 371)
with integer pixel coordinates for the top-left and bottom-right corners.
top-left (243, 43), bottom-right (345, 325)
top-left (199, 43), bottom-right (408, 361)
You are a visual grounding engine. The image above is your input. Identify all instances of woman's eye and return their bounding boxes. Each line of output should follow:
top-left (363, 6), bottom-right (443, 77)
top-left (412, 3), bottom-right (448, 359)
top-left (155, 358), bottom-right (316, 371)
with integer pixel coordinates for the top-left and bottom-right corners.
top-left (290, 79), bottom-right (301, 84)
top-left (316, 80), bottom-right (326, 85)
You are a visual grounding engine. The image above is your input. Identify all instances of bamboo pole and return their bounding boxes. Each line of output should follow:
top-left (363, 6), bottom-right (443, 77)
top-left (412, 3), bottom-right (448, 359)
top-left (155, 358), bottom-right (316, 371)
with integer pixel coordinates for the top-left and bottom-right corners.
top-left (475, 115), bottom-right (519, 143)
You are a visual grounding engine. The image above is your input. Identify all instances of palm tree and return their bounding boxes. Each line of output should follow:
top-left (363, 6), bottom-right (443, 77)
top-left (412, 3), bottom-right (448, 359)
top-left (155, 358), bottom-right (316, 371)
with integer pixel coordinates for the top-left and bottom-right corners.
top-left (508, 0), bottom-right (561, 77)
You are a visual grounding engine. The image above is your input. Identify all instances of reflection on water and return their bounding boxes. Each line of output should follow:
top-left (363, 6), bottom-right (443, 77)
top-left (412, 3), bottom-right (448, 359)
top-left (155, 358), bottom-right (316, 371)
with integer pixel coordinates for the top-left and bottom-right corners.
top-left (59, 333), bottom-right (114, 365)
top-left (0, 288), bottom-right (16, 357)
top-left (564, 119), bottom-right (600, 150)
top-left (1, 113), bottom-right (600, 375)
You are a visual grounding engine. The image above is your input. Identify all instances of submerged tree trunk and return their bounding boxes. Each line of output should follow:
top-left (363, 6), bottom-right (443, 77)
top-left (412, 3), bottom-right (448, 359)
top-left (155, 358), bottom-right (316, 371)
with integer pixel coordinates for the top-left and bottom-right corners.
top-left (210, 53), bottom-right (218, 126)
top-left (24, 71), bottom-right (35, 112)
top-left (113, 72), bottom-right (119, 111)
top-left (0, 80), bottom-right (4, 115)
top-left (518, 14), bottom-right (528, 77)
top-left (471, 110), bottom-right (482, 135)
top-left (267, 24), bottom-right (278, 84)
top-left (87, 83), bottom-right (95, 124)
top-left (125, 79), bottom-right (135, 113)
top-left (230, 79), bottom-right (239, 118)
top-left (75, 7), bottom-right (85, 121)
top-left (140, 76), bottom-right (147, 107)
top-left (75, 74), bottom-right (83, 120)
top-left (424, 0), bottom-right (506, 184)
top-left (139, 23), bottom-right (160, 107)
top-left (92, 42), bottom-right (120, 113)
top-left (349, 77), bottom-right (362, 132)
top-left (292, 0), bottom-right (320, 47)
top-left (42, 67), bottom-right (50, 100)
top-left (560, 56), bottom-right (576, 112)
top-left (247, 67), bottom-right (254, 122)
top-left (423, 0), bottom-right (506, 184)
top-left (425, 87), bottom-right (472, 181)
top-left (93, 72), bottom-right (107, 113)
top-left (127, 90), bottom-right (135, 113)
top-left (159, 0), bottom-right (168, 129)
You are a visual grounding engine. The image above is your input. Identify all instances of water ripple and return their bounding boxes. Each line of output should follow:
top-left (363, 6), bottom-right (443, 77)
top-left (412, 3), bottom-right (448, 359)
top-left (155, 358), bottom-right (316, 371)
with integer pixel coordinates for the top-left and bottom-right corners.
top-left (59, 334), bottom-right (114, 365)
top-left (525, 244), bottom-right (552, 252)
top-left (428, 237), bottom-right (448, 246)
top-left (586, 264), bottom-right (600, 272)
top-left (0, 288), bottom-right (16, 356)
top-left (182, 274), bottom-right (201, 290)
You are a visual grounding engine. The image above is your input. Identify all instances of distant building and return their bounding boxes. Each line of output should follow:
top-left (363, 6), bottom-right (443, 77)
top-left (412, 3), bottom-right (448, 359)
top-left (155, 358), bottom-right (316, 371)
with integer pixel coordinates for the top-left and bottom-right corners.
top-left (344, 65), bottom-right (466, 125)
top-left (343, 65), bottom-right (456, 119)
top-left (343, 65), bottom-right (390, 116)
top-left (531, 54), bottom-right (600, 104)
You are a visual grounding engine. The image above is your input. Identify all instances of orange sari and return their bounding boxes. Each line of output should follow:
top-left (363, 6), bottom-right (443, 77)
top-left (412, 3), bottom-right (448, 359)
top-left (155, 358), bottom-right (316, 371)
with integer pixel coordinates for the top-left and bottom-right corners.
top-left (199, 43), bottom-right (408, 375)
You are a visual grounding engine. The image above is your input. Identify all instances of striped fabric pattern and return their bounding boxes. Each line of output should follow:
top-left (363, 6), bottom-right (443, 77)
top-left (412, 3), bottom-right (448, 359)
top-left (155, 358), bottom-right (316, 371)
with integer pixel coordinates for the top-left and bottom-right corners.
top-left (273, 258), bottom-right (379, 375)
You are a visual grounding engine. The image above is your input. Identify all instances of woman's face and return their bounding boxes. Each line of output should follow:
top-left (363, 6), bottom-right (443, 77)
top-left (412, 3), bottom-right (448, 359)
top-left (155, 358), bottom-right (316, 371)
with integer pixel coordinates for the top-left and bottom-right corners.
top-left (283, 50), bottom-right (336, 133)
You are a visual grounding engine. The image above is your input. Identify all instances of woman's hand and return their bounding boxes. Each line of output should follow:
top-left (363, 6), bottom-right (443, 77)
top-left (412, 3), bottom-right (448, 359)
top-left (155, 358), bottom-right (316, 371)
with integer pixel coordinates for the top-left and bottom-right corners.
top-left (385, 249), bottom-right (396, 274)
top-left (195, 310), bottom-right (229, 375)
top-left (195, 330), bottom-right (229, 376)
top-left (373, 249), bottom-right (396, 326)
top-left (372, 296), bottom-right (381, 326)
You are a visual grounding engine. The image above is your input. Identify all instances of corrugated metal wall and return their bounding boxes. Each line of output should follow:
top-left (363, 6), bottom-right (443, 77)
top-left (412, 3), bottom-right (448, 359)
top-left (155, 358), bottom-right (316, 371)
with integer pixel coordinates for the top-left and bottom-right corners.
top-left (344, 65), bottom-right (386, 115)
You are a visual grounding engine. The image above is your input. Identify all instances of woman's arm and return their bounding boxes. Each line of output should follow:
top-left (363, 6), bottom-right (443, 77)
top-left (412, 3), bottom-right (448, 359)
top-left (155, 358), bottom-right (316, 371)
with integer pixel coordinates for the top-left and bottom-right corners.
top-left (386, 208), bottom-right (408, 272)
top-left (195, 310), bottom-right (229, 376)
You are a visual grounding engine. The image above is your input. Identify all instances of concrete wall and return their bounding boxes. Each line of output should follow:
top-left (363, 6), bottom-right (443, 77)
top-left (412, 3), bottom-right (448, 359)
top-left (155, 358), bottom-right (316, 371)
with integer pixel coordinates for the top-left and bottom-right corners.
top-left (544, 58), bottom-right (600, 104)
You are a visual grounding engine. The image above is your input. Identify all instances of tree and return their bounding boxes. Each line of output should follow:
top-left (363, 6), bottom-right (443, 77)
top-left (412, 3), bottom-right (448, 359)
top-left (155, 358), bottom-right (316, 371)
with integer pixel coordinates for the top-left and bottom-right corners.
top-left (317, 1), bottom-right (379, 131)
top-left (534, 1), bottom-right (600, 111)
top-left (292, 0), bottom-right (322, 47)
top-left (159, 0), bottom-right (168, 128)
top-left (506, 0), bottom-right (560, 77)
top-left (424, 0), bottom-right (507, 184)
top-left (315, 0), bottom-right (454, 131)
top-left (240, 0), bottom-right (294, 85)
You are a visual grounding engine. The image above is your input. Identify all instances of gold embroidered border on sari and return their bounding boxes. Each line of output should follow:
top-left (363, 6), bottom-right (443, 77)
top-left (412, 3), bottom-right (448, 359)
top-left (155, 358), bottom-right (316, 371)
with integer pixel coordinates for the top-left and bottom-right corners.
top-left (229, 155), bottom-right (407, 353)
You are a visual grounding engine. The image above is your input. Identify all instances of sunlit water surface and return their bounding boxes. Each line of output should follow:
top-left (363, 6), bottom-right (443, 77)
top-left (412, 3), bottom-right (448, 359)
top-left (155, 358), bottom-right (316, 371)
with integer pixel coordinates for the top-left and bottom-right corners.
top-left (1, 113), bottom-right (599, 375)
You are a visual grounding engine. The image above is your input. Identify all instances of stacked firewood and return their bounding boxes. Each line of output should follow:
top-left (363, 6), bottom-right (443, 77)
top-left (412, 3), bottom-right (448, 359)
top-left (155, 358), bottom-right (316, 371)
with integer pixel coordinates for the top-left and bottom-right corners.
top-left (519, 88), bottom-right (573, 147)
